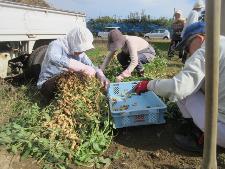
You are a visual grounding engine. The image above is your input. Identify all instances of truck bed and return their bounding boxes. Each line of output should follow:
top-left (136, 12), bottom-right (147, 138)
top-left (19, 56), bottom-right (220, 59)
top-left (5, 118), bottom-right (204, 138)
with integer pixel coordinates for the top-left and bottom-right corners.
top-left (0, 0), bottom-right (86, 41)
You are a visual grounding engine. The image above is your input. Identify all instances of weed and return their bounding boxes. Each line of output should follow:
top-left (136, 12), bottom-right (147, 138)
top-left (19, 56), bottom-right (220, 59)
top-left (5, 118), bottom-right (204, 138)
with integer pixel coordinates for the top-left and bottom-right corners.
top-left (164, 100), bottom-right (182, 120)
top-left (218, 153), bottom-right (225, 167)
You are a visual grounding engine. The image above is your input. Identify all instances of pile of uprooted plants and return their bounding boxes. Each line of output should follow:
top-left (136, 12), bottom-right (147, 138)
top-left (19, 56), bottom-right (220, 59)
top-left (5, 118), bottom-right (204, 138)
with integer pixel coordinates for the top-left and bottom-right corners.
top-left (0, 72), bottom-right (113, 168)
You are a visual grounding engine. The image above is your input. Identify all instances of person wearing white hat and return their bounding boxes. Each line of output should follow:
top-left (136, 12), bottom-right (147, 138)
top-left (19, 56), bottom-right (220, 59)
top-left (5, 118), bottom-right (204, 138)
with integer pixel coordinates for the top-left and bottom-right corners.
top-left (181, 0), bottom-right (205, 37)
top-left (37, 25), bottom-right (109, 100)
top-left (179, 1), bottom-right (205, 63)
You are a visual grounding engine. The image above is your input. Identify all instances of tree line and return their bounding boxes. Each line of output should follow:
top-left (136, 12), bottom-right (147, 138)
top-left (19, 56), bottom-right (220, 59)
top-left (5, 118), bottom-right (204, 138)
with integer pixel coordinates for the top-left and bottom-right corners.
top-left (87, 11), bottom-right (173, 35)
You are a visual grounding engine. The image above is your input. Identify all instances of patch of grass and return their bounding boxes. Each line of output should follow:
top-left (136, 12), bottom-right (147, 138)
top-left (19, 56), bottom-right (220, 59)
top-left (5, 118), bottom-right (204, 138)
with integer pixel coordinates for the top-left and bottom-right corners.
top-left (0, 80), bottom-right (33, 124)
top-left (152, 41), bottom-right (170, 52)
top-left (218, 153), bottom-right (225, 167)
top-left (86, 42), bottom-right (107, 66)
top-left (144, 57), bottom-right (168, 79)
top-left (164, 100), bottom-right (182, 120)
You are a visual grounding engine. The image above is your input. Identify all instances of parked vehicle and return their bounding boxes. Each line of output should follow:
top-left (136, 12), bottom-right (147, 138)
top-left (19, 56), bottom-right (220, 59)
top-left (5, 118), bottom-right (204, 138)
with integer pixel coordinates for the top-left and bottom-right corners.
top-left (0, 1), bottom-right (86, 78)
top-left (97, 26), bottom-right (120, 38)
top-left (144, 29), bottom-right (170, 39)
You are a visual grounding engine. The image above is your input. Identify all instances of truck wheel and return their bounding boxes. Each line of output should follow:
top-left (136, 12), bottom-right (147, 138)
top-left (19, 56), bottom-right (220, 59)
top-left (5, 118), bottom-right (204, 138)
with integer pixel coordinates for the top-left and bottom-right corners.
top-left (163, 36), bottom-right (169, 40)
top-left (25, 45), bottom-right (48, 81)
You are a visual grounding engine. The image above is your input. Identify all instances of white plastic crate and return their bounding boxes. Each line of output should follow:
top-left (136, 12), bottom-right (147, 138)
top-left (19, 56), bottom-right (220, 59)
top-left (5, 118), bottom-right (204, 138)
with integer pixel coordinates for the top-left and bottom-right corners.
top-left (108, 81), bottom-right (167, 128)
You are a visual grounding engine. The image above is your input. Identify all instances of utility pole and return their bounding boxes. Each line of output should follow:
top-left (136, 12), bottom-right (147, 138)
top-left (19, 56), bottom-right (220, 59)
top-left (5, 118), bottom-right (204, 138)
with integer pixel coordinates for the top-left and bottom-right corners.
top-left (202, 0), bottom-right (221, 168)
top-left (221, 0), bottom-right (225, 35)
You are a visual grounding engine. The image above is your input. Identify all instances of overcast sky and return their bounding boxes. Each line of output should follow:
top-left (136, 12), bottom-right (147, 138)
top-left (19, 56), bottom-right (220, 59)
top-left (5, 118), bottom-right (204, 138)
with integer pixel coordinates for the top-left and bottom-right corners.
top-left (46, 0), bottom-right (197, 19)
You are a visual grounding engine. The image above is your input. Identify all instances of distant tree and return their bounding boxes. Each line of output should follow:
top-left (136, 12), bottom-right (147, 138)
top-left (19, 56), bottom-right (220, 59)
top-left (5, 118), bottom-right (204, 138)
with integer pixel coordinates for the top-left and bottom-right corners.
top-left (87, 11), bottom-right (173, 35)
top-left (140, 9), bottom-right (150, 23)
top-left (147, 15), bottom-right (151, 21)
top-left (151, 17), bottom-right (173, 27)
top-left (127, 12), bottom-right (140, 23)
top-left (95, 16), bottom-right (117, 23)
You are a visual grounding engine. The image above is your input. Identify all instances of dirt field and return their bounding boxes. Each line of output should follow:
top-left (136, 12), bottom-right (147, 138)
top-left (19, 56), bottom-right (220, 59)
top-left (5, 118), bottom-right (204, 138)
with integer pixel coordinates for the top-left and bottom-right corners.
top-left (108, 123), bottom-right (225, 169)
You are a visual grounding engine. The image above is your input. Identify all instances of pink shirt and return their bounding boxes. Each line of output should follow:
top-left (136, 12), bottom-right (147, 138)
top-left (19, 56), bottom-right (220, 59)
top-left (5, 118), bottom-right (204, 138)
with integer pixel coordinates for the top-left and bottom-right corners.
top-left (101, 35), bottom-right (150, 73)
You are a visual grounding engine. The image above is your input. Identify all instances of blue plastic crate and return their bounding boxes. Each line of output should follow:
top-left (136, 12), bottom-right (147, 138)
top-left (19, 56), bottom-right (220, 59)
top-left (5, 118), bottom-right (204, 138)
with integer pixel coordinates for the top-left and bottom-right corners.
top-left (108, 81), bottom-right (167, 128)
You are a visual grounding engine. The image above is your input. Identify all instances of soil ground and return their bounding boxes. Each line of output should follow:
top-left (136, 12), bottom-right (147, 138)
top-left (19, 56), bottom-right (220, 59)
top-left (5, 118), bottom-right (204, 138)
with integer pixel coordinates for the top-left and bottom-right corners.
top-left (108, 123), bottom-right (225, 169)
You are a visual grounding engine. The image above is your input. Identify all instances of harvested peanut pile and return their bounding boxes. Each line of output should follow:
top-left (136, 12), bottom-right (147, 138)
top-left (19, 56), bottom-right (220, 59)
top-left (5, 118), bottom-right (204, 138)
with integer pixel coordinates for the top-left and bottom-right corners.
top-left (43, 72), bottom-right (108, 151)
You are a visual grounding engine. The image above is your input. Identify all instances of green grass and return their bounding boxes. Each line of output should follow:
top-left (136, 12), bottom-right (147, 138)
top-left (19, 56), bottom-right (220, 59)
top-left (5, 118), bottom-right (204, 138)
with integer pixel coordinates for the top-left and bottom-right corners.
top-left (86, 42), bottom-right (107, 66)
top-left (0, 81), bottom-right (39, 125)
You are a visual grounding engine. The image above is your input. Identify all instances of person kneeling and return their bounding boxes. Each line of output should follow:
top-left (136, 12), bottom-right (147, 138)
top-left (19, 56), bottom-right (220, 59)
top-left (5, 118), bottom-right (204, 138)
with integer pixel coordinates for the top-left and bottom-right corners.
top-left (37, 26), bottom-right (109, 101)
top-left (100, 29), bottom-right (156, 82)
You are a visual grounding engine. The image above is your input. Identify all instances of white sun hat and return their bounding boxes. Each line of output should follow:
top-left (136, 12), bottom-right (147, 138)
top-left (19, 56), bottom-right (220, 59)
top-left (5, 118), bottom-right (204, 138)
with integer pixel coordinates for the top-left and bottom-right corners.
top-left (174, 10), bottom-right (183, 19)
top-left (174, 10), bottom-right (182, 16)
top-left (193, 0), bottom-right (205, 9)
top-left (67, 25), bottom-right (94, 53)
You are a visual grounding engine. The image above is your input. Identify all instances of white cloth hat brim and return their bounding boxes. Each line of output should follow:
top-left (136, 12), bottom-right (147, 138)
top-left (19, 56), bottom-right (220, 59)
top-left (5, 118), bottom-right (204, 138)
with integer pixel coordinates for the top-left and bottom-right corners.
top-left (74, 43), bottom-right (94, 52)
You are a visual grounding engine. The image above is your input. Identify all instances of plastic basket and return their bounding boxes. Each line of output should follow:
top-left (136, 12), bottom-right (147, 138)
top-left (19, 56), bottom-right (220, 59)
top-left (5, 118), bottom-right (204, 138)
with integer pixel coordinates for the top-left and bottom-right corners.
top-left (108, 81), bottom-right (167, 128)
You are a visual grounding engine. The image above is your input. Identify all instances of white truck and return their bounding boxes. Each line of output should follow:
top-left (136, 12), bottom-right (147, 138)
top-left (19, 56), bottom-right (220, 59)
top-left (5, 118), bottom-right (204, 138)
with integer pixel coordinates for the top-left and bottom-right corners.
top-left (97, 26), bottom-right (120, 38)
top-left (0, 0), bottom-right (86, 78)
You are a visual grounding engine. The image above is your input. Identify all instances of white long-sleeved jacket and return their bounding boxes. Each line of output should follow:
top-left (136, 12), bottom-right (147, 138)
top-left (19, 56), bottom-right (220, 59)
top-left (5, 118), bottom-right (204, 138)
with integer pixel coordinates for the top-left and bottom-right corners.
top-left (148, 36), bottom-right (225, 123)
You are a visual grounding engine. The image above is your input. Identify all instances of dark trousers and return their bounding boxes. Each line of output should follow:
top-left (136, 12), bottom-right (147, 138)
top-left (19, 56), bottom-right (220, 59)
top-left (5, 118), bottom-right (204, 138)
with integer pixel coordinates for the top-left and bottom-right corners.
top-left (116, 52), bottom-right (151, 72)
top-left (40, 75), bottom-right (58, 102)
top-left (168, 40), bottom-right (188, 63)
top-left (168, 40), bottom-right (183, 58)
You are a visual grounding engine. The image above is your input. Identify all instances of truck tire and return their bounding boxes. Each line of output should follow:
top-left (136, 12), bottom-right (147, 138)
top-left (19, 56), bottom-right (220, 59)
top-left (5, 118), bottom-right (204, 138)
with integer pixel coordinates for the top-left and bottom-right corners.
top-left (25, 45), bottom-right (48, 81)
top-left (163, 36), bottom-right (169, 40)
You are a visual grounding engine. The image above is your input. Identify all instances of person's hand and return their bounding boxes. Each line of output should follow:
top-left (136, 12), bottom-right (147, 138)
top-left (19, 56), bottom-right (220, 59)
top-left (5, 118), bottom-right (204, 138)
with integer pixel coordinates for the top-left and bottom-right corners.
top-left (99, 76), bottom-right (110, 91)
top-left (135, 80), bottom-right (149, 95)
top-left (102, 78), bottom-right (110, 90)
top-left (98, 76), bottom-right (110, 90)
top-left (115, 75), bottom-right (123, 82)
top-left (116, 70), bottom-right (131, 82)
top-left (96, 69), bottom-right (110, 90)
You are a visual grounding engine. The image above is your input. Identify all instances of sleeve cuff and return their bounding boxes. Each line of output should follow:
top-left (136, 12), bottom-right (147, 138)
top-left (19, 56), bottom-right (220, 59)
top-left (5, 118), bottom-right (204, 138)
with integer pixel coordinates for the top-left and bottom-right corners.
top-left (147, 80), bottom-right (156, 91)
